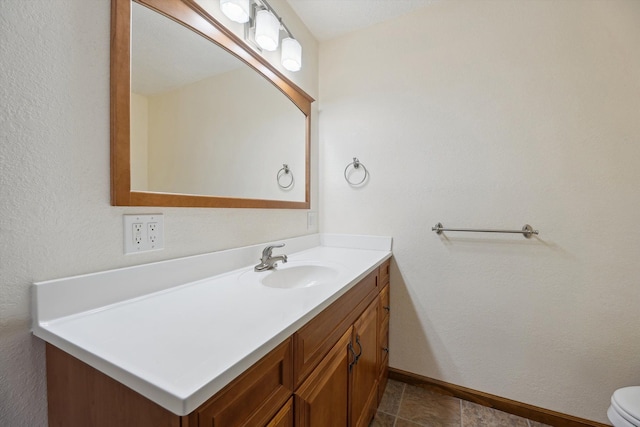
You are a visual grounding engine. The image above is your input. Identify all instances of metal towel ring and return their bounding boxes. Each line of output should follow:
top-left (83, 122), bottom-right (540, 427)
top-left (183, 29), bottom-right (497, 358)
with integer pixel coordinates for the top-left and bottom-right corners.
top-left (277, 164), bottom-right (294, 189)
top-left (344, 157), bottom-right (369, 186)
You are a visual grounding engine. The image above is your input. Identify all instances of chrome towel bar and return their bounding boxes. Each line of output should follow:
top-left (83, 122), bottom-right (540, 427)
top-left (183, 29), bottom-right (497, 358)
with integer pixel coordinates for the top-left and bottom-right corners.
top-left (432, 223), bottom-right (539, 238)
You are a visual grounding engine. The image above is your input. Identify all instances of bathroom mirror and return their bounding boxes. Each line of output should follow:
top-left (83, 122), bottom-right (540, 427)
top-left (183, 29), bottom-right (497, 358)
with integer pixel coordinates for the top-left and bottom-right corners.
top-left (111, 0), bottom-right (313, 208)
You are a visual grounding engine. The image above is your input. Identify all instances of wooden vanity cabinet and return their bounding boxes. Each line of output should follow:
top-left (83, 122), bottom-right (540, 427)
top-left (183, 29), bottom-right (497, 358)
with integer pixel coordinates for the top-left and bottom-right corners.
top-left (46, 343), bottom-right (182, 427)
top-left (294, 269), bottom-right (382, 427)
top-left (45, 260), bottom-right (391, 427)
top-left (378, 258), bottom-right (390, 290)
top-left (292, 269), bottom-right (378, 389)
top-left (186, 338), bottom-right (293, 427)
top-left (266, 397), bottom-right (294, 427)
top-left (295, 327), bottom-right (353, 426)
top-left (295, 299), bottom-right (380, 427)
top-left (46, 338), bottom-right (293, 427)
top-left (377, 259), bottom-right (391, 405)
top-left (349, 298), bottom-right (380, 427)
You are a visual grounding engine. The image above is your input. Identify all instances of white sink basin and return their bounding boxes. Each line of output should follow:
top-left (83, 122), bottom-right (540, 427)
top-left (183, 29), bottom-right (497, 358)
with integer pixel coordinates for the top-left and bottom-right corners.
top-left (239, 261), bottom-right (342, 289)
top-left (262, 265), bottom-right (339, 289)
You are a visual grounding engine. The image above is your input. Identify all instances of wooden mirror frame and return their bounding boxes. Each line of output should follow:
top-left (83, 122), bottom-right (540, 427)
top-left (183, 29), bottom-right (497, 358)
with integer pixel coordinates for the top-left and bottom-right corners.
top-left (111, 0), bottom-right (313, 208)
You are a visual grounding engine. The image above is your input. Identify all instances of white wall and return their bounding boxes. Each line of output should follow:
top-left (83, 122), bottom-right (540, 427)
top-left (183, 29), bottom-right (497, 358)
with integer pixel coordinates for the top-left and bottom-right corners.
top-left (0, 0), bottom-right (317, 425)
top-left (319, 0), bottom-right (640, 423)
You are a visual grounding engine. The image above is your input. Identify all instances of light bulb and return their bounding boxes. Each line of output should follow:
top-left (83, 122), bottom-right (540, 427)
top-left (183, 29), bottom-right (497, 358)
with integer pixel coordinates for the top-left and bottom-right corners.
top-left (220, 0), bottom-right (250, 24)
top-left (281, 37), bottom-right (302, 72)
top-left (255, 9), bottom-right (280, 51)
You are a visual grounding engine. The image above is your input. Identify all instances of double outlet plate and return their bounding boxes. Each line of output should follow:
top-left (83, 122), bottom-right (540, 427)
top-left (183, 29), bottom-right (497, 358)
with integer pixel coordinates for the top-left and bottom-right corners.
top-left (123, 214), bottom-right (164, 254)
top-left (123, 212), bottom-right (315, 253)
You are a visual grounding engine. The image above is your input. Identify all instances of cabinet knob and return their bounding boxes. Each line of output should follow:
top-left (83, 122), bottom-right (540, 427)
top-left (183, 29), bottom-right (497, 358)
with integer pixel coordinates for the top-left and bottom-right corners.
top-left (383, 306), bottom-right (390, 313)
top-left (383, 347), bottom-right (389, 354)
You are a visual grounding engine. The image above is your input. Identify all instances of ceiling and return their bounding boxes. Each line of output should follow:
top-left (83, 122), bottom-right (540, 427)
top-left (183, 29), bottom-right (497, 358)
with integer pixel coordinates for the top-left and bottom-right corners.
top-left (285, 0), bottom-right (439, 41)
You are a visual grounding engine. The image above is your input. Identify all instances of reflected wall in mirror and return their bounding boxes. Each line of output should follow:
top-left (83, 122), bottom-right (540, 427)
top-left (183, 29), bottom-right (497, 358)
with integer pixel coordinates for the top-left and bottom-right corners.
top-left (111, 0), bottom-right (313, 208)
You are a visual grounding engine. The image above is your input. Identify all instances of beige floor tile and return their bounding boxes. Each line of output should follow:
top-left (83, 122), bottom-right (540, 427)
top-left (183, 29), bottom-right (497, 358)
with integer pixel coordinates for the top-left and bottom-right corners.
top-left (371, 379), bottom-right (559, 427)
top-left (378, 379), bottom-right (405, 415)
top-left (395, 418), bottom-right (426, 427)
top-left (461, 400), bottom-right (529, 427)
top-left (398, 384), bottom-right (461, 427)
top-left (369, 410), bottom-right (396, 427)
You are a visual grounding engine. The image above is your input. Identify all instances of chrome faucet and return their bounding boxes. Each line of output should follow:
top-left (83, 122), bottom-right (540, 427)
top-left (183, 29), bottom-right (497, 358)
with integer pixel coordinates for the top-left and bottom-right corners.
top-left (254, 243), bottom-right (288, 272)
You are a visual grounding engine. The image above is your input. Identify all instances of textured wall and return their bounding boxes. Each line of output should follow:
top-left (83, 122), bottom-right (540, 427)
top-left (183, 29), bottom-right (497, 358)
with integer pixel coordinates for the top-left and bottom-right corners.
top-left (0, 0), bottom-right (317, 425)
top-left (319, 0), bottom-right (640, 423)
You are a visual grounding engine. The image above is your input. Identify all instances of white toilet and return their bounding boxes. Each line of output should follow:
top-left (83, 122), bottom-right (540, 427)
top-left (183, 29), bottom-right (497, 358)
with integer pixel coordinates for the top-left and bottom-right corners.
top-left (608, 387), bottom-right (640, 427)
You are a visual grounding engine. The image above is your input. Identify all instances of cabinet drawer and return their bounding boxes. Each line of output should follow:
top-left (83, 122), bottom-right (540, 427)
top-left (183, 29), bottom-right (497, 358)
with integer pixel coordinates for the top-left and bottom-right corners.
top-left (189, 338), bottom-right (293, 427)
top-left (378, 259), bottom-right (390, 288)
top-left (266, 397), bottom-right (293, 427)
top-left (293, 269), bottom-right (378, 388)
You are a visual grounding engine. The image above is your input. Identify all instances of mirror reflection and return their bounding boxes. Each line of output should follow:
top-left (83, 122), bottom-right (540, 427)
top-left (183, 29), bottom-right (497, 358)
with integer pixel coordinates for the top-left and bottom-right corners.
top-left (130, 2), bottom-right (306, 202)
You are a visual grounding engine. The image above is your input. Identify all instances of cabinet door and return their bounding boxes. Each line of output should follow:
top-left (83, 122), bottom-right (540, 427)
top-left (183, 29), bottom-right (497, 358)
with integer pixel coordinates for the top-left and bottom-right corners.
top-left (378, 259), bottom-right (390, 289)
top-left (377, 317), bottom-right (389, 405)
top-left (349, 297), bottom-right (379, 427)
top-left (377, 284), bottom-right (390, 392)
top-left (295, 327), bottom-right (353, 426)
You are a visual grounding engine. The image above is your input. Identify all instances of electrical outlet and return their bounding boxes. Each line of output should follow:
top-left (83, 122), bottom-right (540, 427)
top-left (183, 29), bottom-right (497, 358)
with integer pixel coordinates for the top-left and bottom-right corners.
top-left (148, 222), bottom-right (158, 247)
top-left (124, 214), bottom-right (164, 254)
top-left (132, 223), bottom-right (143, 248)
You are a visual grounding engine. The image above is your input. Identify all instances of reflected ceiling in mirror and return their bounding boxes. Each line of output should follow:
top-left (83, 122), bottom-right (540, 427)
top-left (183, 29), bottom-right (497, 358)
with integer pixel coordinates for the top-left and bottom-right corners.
top-left (111, 0), bottom-right (313, 208)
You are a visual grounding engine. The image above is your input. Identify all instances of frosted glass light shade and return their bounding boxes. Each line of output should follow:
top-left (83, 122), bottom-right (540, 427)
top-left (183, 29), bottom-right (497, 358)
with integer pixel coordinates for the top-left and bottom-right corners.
top-left (255, 9), bottom-right (280, 51)
top-left (281, 37), bottom-right (302, 72)
top-left (220, 0), bottom-right (250, 23)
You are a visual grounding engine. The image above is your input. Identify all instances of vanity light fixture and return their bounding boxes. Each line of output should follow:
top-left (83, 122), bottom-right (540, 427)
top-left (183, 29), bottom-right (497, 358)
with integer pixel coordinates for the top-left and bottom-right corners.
top-left (220, 0), bottom-right (250, 24)
top-left (281, 37), bottom-right (302, 72)
top-left (255, 9), bottom-right (280, 51)
top-left (241, 0), bottom-right (303, 72)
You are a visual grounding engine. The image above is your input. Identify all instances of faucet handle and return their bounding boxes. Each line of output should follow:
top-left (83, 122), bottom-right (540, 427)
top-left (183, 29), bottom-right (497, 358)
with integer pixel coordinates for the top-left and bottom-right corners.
top-left (262, 243), bottom-right (285, 258)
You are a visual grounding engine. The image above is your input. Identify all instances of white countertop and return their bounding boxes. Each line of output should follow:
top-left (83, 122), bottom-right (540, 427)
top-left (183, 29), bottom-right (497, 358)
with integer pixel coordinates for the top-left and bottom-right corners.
top-left (32, 234), bottom-right (391, 415)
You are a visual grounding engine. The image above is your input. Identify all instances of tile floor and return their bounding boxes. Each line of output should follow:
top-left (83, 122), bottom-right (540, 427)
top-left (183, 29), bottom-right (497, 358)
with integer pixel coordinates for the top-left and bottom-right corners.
top-left (371, 379), bottom-right (552, 427)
